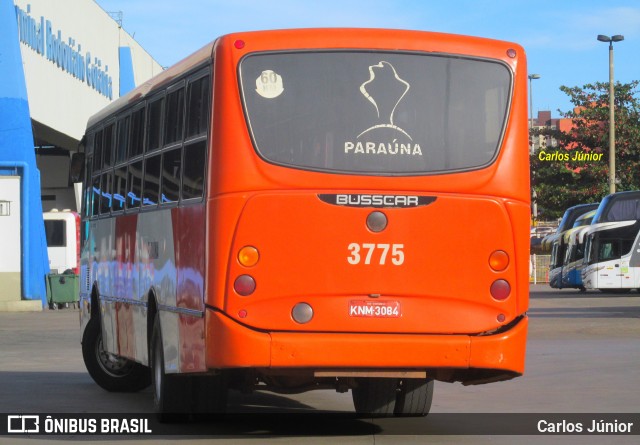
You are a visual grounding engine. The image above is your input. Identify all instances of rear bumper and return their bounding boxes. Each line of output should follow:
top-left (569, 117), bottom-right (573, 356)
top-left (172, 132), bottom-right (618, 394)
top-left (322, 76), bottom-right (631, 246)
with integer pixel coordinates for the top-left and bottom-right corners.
top-left (205, 309), bottom-right (527, 374)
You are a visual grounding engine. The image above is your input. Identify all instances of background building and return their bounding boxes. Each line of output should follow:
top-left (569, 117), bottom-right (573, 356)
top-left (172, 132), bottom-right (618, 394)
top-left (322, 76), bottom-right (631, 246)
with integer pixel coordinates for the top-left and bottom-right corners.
top-left (0, 0), bottom-right (162, 309)
top-left (530, 110), bottom-right (576, 152)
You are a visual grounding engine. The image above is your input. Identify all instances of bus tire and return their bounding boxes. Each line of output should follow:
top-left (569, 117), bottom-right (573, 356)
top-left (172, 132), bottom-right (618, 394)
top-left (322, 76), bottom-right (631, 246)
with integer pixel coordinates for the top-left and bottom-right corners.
top-left (150, 315), bottom-right (191, 421)
top-left (600, 288), bottom-right (631, 294)
top-left (394, 378), bottom-right (434, 417)
top-left (352, 378), bottom-right (397, 417)
top-left (81, 316), bottom-right (151, 392)
top-left (191, 374), bottom-right (228, 417)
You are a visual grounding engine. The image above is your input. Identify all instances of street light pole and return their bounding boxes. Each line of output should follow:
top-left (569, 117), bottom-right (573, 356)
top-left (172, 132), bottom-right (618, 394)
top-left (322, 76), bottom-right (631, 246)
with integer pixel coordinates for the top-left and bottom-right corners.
top-left (597, 34), bottom-right (624, 194)
top-left (528, 74), bottom-right (540, 223)
top-left (528, 74), bottom-right (541, 154)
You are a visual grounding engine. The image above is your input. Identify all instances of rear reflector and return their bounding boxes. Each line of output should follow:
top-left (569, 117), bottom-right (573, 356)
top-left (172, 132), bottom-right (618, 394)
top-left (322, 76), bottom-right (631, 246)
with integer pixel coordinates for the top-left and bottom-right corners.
top-left (292, 302), bottom-right (313, 324)
top-left (490, 279), bottom-right (511, 301)
top-left (234, 275), bottom-right (256, 296)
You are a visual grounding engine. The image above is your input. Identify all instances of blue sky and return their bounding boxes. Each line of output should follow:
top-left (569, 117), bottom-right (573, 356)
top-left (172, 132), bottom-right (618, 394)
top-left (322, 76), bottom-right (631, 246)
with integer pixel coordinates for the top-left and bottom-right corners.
top-left (96, 0), bottom-right (640, 117)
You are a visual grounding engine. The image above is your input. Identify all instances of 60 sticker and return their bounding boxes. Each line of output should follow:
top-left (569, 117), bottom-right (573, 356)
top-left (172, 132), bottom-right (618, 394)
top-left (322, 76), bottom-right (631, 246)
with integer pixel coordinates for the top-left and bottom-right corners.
top-left (347, 243), bottom-right (405, 265)
top-left (255, 69), bottom-right (284, 99)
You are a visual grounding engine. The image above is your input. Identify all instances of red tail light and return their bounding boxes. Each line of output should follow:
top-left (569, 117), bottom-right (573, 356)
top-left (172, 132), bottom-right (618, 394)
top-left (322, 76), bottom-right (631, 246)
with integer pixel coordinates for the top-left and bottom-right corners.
top-left (234, 275), bottom-right (256, 296)
top-left (490, 279), bottom-right (511, 301)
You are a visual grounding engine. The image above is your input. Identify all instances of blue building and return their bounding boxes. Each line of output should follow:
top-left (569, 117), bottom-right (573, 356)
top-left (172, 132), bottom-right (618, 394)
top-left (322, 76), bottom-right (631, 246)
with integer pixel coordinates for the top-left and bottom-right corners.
top-left (0, 0), bottom-right (161, 310)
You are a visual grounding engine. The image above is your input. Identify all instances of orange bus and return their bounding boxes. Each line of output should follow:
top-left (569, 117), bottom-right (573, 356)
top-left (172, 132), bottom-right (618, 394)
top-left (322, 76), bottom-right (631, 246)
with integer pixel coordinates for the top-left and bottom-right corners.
top-left (79, 28), bottom-right (530, 417)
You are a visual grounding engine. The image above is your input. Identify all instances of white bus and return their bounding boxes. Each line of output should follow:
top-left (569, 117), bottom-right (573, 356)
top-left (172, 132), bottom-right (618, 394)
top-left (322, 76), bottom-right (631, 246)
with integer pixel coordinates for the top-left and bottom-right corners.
top-left (43, 209), bottom-right (80, 274)
top-left (582, 220), bottom-right (640, 290)
top-left (561, 210), bottom-right (596, 290)
top-left (582, 191), bottom-right (640, 291)
top-left (546, 203), bottom-right (598, 289)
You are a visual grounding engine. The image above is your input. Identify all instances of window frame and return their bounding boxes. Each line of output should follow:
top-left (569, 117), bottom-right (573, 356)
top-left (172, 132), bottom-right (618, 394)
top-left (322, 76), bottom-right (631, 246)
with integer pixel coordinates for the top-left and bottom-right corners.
top-left (83, 63), bottom-right (211, 220)
top-left (163, 80), bottom-right (186, 148)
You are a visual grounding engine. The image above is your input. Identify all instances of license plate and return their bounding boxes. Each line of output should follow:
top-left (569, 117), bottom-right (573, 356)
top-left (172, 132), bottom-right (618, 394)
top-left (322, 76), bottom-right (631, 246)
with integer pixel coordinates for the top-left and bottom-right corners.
top-left (349, 300), bottom-right (401, 318)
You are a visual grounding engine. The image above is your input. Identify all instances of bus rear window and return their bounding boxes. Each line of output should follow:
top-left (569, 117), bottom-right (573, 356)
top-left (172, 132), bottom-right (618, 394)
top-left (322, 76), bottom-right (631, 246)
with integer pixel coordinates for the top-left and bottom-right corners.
top-left (44, 220), bottom-right (66, 247)
top-left (239, 51), bottom-right (511, 175)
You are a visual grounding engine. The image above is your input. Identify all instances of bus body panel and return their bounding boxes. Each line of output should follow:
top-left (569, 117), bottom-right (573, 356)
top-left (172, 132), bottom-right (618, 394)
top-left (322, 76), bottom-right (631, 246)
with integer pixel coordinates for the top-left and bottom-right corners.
top-left (82, 205), bottom-right (207, 373)
top-left (596, 259), bottom-right (622, 288)
top-left (206, 308), bottom-right (527, 375)
top-left (222, 192), bottom-right (519, 334)
top-left (548, 267), bottom-right (562, 288)
top-left (504, 200), bottom-right (531, 315)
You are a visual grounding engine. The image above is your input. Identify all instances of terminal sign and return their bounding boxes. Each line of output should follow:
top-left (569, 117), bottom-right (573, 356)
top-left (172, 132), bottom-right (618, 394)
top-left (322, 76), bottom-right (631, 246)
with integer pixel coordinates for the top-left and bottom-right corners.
top-left (14, 4), bottom-right (113, 100)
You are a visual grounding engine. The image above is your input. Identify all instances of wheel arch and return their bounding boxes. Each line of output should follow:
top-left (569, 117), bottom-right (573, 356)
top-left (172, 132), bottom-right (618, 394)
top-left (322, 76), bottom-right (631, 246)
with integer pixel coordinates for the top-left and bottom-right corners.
top-left (147, 288), bottom-right (159, 357)
top-left (90, 282), bottom-right (101, 320)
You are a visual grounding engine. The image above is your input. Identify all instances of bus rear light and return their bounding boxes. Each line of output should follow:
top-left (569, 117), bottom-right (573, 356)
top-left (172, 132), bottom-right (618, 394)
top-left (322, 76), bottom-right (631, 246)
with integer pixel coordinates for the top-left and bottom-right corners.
top-left (366, 211), bottom-right (388, 232)
top-left (292, 302), bottom-right (313, 324)
top-left (234, 275), bottom-right (256, 296)
top-left (238, 310), bottom-right (248, 319)
top-left (238, 246), bottom-right (260, 267)
top-left (234, 39), bottom-right (245, 49)
top-left (489, 250), bottom-right (509, 271)
top-left (497, 313), bottom-right (506, 323)
top-left (490, 279), bottom-right (511, 301)
top-left (507, 48), bottom-right (517, 58)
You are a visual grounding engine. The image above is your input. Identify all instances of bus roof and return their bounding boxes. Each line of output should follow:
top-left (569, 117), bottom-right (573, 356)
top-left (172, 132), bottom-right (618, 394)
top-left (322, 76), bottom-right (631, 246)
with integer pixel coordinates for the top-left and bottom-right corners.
top-left (583, 220), bottom-right (636, 238)
top-left (563, 210), bottom-right (596, 242)
top-left (86, 28), bottom-right (523, 130)
top-left (87, 41), bottom-right (216, 128)
top-left (572, 209), bottom-right (596, 228)
top-left (556, 203), bottom-right (599, 233)
top-left (591, 190), bottom-right (640, 224)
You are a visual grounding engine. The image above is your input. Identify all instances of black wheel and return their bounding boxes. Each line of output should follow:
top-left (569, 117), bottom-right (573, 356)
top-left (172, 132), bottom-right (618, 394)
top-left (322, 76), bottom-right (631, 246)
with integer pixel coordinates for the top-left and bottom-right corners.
top-left (81, 316), bottom-right (150, 392)
top-left (352, 378), bottom-right (397, 417)
top-left (394, 378), bottom-right (434, 417)
top-left (600, 288), bottom-right (631, 294)
top-left (151, 315), bottom-right (190, 420)
top-left (191, 374), bottom-right (229, 416)
top-left (150, 315), bottom-right (227, 421)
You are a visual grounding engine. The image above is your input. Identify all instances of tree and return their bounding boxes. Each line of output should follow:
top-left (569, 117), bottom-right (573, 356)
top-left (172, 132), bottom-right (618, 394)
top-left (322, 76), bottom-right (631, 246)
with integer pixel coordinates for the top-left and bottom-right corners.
top-left (531, 81), bottom-right (640, 220)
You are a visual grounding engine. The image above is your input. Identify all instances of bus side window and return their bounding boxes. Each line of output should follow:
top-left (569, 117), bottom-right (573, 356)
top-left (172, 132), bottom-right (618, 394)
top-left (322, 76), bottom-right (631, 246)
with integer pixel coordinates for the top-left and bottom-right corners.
top-left (84, 146), bottom-right (93, 220)
top-left (143, 155), bottom-right (161, 206)
top-left (621, 238), bottom-right (634, 256)
top-left (182, 140), bottom-right (206, 200)
top-left (161, 148), bottom-right (181, 204)
top-left (100, 171), bottom-right (113, 214)
top-left (130, 107), bottom-right (146, 158)
top-left (148, 97), bottom-right (164, 152)
top-left (92, 130), bottom-right (103, 172)
top-left (113, 166), bottom-right (127, 211)
top-left (91, 175), bottom-right (101, 217)
top-left (103, 123), bottom-right (115, 168)
top-left (127, 161), bottom-right (143, 209)
top-left (115, 116), bottom-right (130, 164)
top-left (186, 75), bottom-right (209, 138)
top-left (165, 86), bottom-right (185, 146)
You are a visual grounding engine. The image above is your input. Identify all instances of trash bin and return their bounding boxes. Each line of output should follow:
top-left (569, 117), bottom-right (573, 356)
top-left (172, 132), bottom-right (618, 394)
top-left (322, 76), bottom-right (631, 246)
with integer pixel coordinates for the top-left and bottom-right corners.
top-left (46, 272), bottom-right (79, 309)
